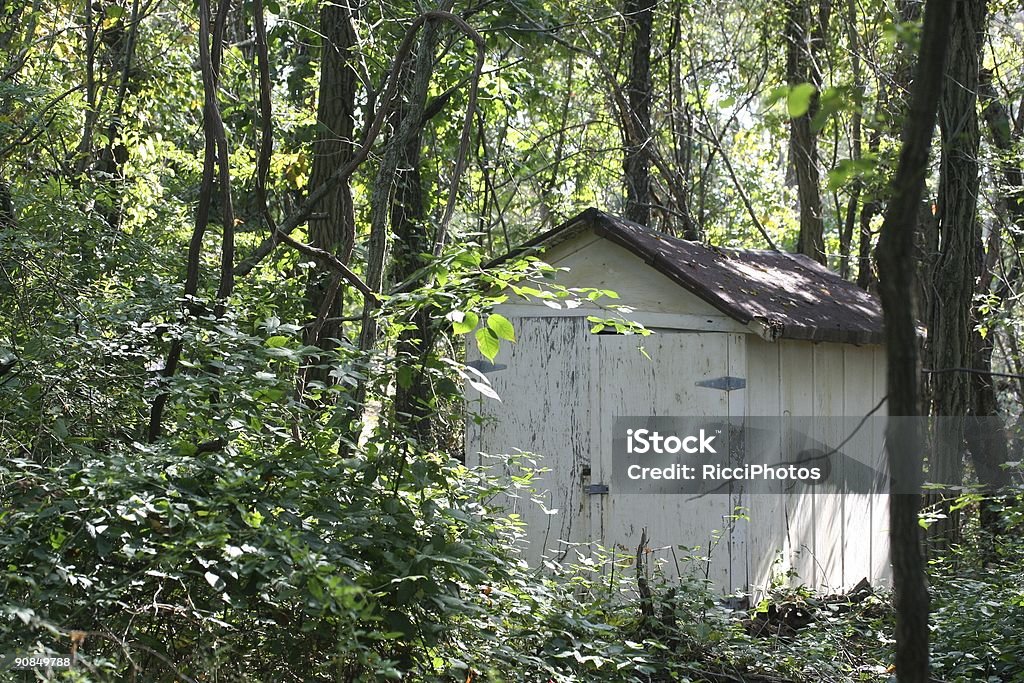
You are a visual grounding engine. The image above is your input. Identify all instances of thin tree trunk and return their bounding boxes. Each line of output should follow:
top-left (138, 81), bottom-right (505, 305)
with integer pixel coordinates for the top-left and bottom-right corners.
top-left (623, 0), bottom-right (653, 226)
top-left (538, 57), bottom-right (574, 229)
top-left (856, 197), bottom-right (878, 289)
top-left (839, 0), bottom-right (862, 278)
top-left (357, 25), bottom-right (437, 356)
top-left (147, 0), bottom-right (231, 442)
top-left (667, 8), bottom-right (700, 239)
top-left (979, 68), bottom-right (1024, 235)
top-left (785, 0), bottom-right (826, 264)
top-left (875, 1), bottom-right (953, 681)
top-left (961, 66), bottom-right (1022, 533)
top-left (76, 0), bottom-right (97, 171)
top-left (857, 0), bottom-right (923, 290)
top-left (386, 18), bottom-right (446, 450)
top-left (0, 180), bottom-right (12, 229)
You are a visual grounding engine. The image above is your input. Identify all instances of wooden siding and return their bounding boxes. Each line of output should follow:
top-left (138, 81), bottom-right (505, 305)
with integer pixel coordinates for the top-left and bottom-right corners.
top-left (540, 230), bottom-right (727, 318)
top-left (465, 316), bottom-right (594, 563)
top-left (468, 319), bottom-right (890, 594)
top-left (592, 331), bottom-right (744, 589)
top-left (466, 230), bottom-right (890, 595)
top-left (744, 337), bottom-right (889, 593)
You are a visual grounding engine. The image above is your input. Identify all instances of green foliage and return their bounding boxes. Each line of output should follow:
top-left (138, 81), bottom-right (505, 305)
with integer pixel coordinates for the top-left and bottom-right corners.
top-left (928, 495), bottom-right (1024, 682)
top-left (787, 83), bottom-right (817, 118)
top-left (0, 437), bottom-right (519, 679)
top-left (4, 0), bottom-right (1024, 679)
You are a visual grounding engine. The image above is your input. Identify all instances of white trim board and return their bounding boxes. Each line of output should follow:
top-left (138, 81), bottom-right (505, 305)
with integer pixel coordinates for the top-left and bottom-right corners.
top-left (494, 303), bottom-right (748, 334)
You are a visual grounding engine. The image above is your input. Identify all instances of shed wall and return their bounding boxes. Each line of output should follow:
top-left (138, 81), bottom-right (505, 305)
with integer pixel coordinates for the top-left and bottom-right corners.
top-left (465, 316), bottom-right (594, 562)
top-left (743, 338), bottom-right (890, 592)
top-left (467, 232), bottom-right (890, 594)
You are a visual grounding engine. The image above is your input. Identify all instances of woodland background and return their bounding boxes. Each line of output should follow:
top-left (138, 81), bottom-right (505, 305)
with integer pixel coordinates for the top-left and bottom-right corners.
top-left (1, 0), bottom-right (1024, 680)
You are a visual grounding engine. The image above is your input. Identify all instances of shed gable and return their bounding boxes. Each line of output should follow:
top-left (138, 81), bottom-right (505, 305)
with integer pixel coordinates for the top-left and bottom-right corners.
top-left (541, 230), bottom-right (727, 319)
top-left (495, 208), bottom-right (885, 345)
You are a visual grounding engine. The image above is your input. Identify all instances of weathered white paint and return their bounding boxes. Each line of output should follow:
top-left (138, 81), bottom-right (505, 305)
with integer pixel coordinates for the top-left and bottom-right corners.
top-left (465, 316), bottom-right (594, 562)
top-left (742, 338), bottom-right (889, 593)
top-left (538, 230), bottom-right (728, 318)
top-left (592, 332), bottom-right (741, 588)
top-left (466, 230), bottom-right (890, 595)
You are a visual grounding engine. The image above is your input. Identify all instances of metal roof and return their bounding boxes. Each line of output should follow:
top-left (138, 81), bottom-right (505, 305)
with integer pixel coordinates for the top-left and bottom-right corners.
top-left (498, 208), bottom-right (884, 345)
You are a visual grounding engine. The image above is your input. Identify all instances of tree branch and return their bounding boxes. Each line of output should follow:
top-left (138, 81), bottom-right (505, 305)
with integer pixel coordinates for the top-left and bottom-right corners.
top-left (233, 10), bottom-right (485, 277)
top-left (277, 231), bottom-right (377, 302)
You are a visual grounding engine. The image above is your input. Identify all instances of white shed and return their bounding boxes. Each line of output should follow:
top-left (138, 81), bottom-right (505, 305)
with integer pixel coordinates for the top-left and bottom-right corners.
top-left (466, 208), bottom-right (890, 595)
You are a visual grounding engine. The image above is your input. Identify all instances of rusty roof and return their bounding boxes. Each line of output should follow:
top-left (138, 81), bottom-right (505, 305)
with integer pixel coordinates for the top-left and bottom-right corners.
top-left (498, 208), bottom-right (884, 345)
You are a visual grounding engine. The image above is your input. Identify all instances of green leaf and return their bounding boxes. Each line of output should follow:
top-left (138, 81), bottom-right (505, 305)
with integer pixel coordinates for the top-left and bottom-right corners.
top-left (452, 311), bottom-right (479, 335)
top-left (475, 328), bottom-right (500, 362)
top-left (265, 335), bottom-right (289, 348)
top-left (453, 251), bottom-right (482, 268)
top-left (101, 5), bottom-right (123, 29)
top-left (486, 313), bottom-right (515, 342)
top-left (467, 378), bottom-right (500, 401)
top-left (825, 157), bottom-right (877, 191)
top-left (397, 365), bottom-right (413, 389)
top-left (762, 84), bottom-right (790, 108)
top-left (787, 83), bottom-right (816, 118)
top-left (205, 571), bottom-right (225, 591)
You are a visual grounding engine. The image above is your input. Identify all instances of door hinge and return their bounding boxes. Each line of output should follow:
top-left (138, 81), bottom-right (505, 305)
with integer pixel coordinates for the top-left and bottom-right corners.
top-left (695, 375), bottom-right (746, 391)
top-left (466, 359), bottom-right (508, 373)
top-left (586, 483), bottom-right (610, 495)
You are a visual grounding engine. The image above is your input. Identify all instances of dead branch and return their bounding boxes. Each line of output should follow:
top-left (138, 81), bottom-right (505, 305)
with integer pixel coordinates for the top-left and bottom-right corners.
top-left (277, 231), bottom-right (376, 302)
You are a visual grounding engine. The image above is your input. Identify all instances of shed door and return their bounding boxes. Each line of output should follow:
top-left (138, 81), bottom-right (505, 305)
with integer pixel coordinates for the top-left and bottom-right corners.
top-left (591, 331), bottom-right (748, 592)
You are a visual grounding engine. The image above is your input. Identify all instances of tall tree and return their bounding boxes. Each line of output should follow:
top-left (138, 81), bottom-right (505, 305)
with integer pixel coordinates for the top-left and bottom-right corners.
top-left (785, 0), bottom-right (827, 264)
top-left (856, 0), bottom-right (924, 291)
top-left (147, 0), bottom-right (234, 441)
top-left (623, 0), bottom-right (653, 225)
top-left (875, 0), bottom-right (954, 680)
top-left (304, 0), bottom-right (358, 361)
top-left (961, 67), bottom-right (1022, 532)
top-left (838, 0), bottom-right (862, 279)
top-left (926, 0), bottom-right (987, 544)
top-left (384, 15), bottom-right (448, 449)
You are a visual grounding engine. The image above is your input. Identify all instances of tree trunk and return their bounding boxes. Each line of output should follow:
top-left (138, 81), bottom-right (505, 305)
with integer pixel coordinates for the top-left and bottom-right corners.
top-left (386, 19), bottom-right (446, 451)
top-left (979, 67), bottom-right (1024, 237)
top-left (147, 0), bottom-right (232, 441)
top-left (960, 66), bottom-right (1023, 535)
top-left (623, 0), bottom-right (653, 226)
top-left (925, 0), bottom-right (987, 547)
top-left (304, 0), bottom-right (357, 366)
top-left (856, 0), bottom-right (924, 290)
top-left (349, 13), bottom-right (447, 450)
top-left (785, 0), bottom-right (826, 264)
top-left (875, 1), bottom-right (954, 681)
top-left (839, 0), bottom-right (862, 279)
top-left (857, 198), bottom-right (878, 290)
